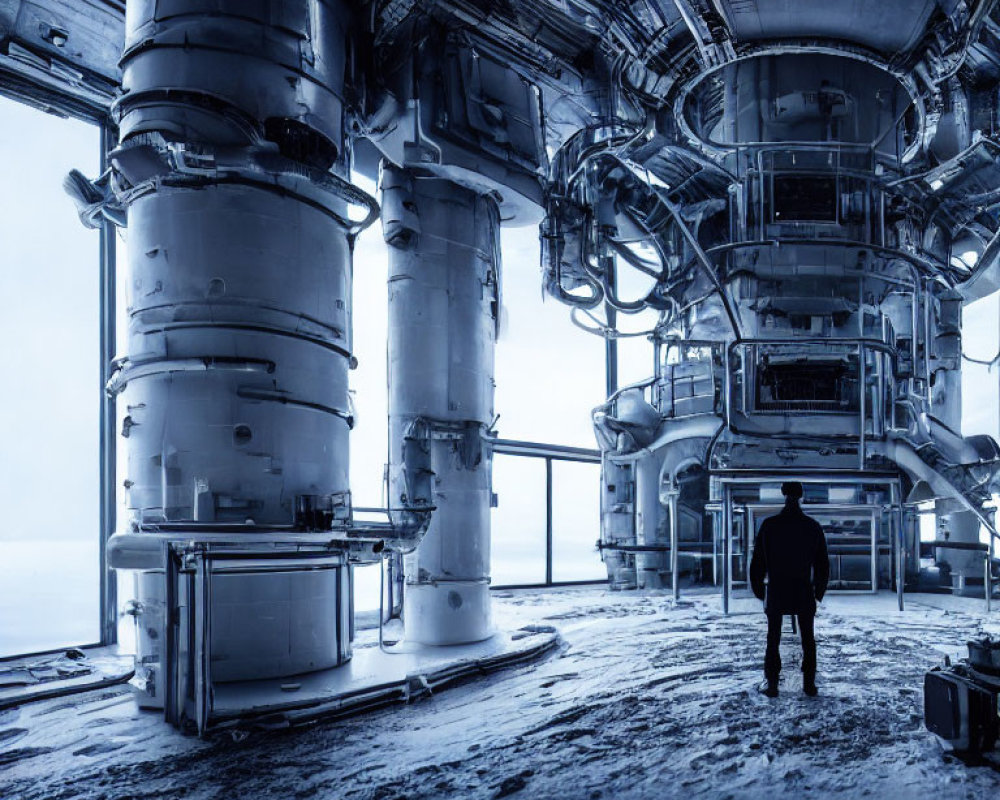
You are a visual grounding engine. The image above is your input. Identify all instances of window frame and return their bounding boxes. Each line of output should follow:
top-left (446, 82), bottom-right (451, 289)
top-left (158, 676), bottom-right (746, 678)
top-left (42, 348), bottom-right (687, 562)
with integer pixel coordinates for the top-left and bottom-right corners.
top-left (490, 439), bottom-right (605, 590)
top-left (0, 93), bottom-right (117, 660)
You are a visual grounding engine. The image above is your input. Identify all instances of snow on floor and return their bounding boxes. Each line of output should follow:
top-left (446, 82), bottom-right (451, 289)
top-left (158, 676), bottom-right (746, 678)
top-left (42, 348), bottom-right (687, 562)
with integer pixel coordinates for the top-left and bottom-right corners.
top-left (2, 587), bottom-right (1000, 800)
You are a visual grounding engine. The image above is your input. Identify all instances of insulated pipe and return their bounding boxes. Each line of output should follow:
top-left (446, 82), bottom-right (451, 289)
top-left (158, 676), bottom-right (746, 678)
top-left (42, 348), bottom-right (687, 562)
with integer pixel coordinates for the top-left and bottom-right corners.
top-left (106, 0), bottom-right (366, 705)
top-left (382, 165), bottom-right (499, 645)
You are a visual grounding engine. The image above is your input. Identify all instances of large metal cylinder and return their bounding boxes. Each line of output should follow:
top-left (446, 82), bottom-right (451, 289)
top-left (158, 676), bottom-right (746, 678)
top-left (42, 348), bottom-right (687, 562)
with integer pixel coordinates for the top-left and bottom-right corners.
top-left (111, 0), bottom-right (364, 704)
top-left (382, 166), bottom-right (499, 645)
top-left (120, 186), bottom-right (353, 526)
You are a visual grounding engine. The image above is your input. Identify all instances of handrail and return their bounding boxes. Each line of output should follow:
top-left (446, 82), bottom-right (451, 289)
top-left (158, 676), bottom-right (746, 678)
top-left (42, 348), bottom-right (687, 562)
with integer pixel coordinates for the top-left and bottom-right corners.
top-left (873, 434), bottom-right (1000, 548)
top-left (490, 438), bottom-right (601, 463)
top-left (729, 336), bottom-right (899, 357)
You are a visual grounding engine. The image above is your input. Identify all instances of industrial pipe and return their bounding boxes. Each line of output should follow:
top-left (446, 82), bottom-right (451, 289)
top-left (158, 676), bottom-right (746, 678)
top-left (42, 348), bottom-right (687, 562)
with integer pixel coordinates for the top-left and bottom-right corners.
top-left (382, 165), bottom-right (500, 645)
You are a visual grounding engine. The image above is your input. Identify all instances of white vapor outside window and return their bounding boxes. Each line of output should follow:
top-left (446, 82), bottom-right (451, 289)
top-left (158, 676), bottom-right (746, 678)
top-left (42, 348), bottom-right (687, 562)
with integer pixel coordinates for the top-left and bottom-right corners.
top-left (961, 291), bottom-right (1000, 441)
top-left (0, 95), bottom-right (100, 657)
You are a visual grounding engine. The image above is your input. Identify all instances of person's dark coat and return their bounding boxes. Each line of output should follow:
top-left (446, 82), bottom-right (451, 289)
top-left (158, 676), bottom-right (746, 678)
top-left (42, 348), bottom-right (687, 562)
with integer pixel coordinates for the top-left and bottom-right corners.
top-left (749, 504), bottom-right (829, 615)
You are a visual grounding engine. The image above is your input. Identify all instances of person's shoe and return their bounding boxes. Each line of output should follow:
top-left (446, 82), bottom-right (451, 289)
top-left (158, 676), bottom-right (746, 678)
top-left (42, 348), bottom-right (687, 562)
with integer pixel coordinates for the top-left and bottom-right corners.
top-left (803, 677), bottom-right (818, 697)
top-left (758, 680), bottom-right (779, 698)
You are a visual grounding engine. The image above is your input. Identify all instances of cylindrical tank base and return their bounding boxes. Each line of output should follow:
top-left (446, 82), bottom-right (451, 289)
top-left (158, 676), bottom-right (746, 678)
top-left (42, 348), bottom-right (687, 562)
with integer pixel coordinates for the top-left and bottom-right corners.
top-left (403, 581), bottom-right (492, 645)
top-left (125, 554), bottom-right (352, 711)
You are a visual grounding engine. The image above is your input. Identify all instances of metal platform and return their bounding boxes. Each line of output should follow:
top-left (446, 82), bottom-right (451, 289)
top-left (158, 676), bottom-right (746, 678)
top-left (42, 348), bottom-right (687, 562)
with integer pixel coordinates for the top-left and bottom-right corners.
top-left (204, 624), bottom-right (560, 735)
top-left (0, 650), bottom-right (133, 711)
top-left (1, 623), bottom-right (559, 736)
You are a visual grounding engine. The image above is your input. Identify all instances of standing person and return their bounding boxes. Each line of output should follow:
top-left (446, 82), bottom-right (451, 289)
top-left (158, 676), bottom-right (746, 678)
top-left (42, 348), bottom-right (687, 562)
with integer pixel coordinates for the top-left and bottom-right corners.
top-left (749, 481), bottom-right (830, 697)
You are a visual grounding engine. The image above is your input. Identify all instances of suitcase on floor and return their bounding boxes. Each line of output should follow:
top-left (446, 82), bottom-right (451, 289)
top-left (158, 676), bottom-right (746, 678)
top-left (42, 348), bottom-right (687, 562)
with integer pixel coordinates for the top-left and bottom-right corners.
top-left (924, 666), bottom-right (999, 754)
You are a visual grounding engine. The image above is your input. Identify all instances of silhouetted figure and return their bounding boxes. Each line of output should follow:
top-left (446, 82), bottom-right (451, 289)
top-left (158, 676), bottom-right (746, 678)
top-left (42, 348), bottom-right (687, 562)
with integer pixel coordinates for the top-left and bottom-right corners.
top-left (749, 481), bottom-right (829, 697)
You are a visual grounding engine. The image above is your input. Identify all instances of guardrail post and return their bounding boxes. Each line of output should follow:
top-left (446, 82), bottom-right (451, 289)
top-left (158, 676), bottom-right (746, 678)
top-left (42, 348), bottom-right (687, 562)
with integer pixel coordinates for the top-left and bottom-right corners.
top-left (545, 457), bottom-right (554, 586)
top-left (722, 482), bottom-right (732, 615)
top-left (668, 487), bottom-right (680, 601)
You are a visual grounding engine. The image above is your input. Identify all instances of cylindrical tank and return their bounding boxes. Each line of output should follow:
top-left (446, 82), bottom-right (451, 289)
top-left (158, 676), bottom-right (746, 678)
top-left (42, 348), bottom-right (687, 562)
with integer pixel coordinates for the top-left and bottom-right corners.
top-left (111, 0), bottom-right (362, 707)
top-left (382, 165), bottom-right (499, 645)
top-left (120, 185), bottom-right (353, 527)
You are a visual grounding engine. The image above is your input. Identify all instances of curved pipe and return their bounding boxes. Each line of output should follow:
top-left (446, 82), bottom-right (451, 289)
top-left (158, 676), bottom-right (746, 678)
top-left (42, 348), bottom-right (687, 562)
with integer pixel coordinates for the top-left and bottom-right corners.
top-left (895, 398), bottom-right (983, 466)
top-left (869, 434), bottom-right (999, 544)
top-left (543, 266), bottom-right (604, 309)
top-left (106, 356), bottom-right (275, 396)
top-left (607, 237), bottom-right (660, 277)
top-left (570, 307), bottom-right (658, 339)
top-left (577, 208), bottom-right (648, 313)
top-left (236, 388), bottom-right (355, 428)
top-left (599, 269), bottom-right (649, 313)
top-left (589, 151), bottom-right (743, 337)
top-left (656, 191), bottom-right (743, 338)
top-left (560, 149), bottom-right (741, 329)
top-left (606, 414), bottom-right (723, 465)
top-left (113, 139), bottom-right (381, 235)
top-left (656, 439), bottom-right (718, 506)
top-left (597, 376), bottom-right (658, 412)
top-left (541, 214), bottom-right (605, 309)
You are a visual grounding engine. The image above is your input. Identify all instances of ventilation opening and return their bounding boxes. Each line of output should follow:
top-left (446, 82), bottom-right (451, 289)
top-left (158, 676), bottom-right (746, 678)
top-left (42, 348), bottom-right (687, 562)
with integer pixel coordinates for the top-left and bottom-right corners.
top-left (264, 117), bottom-right (338, 171)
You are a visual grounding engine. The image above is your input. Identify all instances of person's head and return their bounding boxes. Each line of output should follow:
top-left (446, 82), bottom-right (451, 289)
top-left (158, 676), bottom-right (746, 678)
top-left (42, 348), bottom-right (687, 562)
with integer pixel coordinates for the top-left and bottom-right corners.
top-left (781, 481), bottom-right (804, 504)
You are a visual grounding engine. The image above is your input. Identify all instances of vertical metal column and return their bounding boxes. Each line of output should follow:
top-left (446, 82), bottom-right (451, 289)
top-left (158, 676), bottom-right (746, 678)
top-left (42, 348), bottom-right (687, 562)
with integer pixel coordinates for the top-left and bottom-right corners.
top-left (722, 482), bottom-right (732, 614)
top-left (546, 457), bottom-right (554, 586)
top-left (668, 487), bottom-right (680, 600)
top-left (985, 548), bottom-right (992, 612)
top-left (869, 507), bottom-right (879, 593)
top-left (858, 344), bottom-right (866, 470)
top-left (985, 503), bottom-right (995, 612)
top-left (98, 123), bottom-right (117, 646)
top-left (892, 482), bottom-right (905, 611)
top-left (382, 165), bottom-right (500, 645)
top-left (605, 269), bottom-right (618, 398)
top-left (989, 532), bottom-right (995, 613)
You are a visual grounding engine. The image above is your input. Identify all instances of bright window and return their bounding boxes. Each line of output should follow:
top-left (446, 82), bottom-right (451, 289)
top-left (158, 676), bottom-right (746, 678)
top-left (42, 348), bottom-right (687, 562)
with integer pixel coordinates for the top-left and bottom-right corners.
top-left (551, 460), bottom-right (604, 582)
top-left (962, 291), bottom-right (999, 439)
top-left (0, 96), bottom-right (101, 657)
top-left (349, 172), bottom-right (389, 509)
top-left (490, 455), bottom-right (547, 585)
top-left (494, 227), bottom-right (605, 447)
top-left (348, 207), bottom-right (608, 588)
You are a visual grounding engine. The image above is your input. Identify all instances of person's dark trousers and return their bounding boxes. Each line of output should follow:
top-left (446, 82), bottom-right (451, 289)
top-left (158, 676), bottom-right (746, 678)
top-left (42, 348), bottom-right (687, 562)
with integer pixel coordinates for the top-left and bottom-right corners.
top-left (765, 612), bottom-right (816, 683)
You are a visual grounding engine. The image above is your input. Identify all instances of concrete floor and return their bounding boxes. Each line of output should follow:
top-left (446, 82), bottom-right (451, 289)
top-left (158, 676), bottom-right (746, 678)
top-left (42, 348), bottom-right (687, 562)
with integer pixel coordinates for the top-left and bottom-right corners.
top-left (2, 587), bottom-right (1000, 799)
